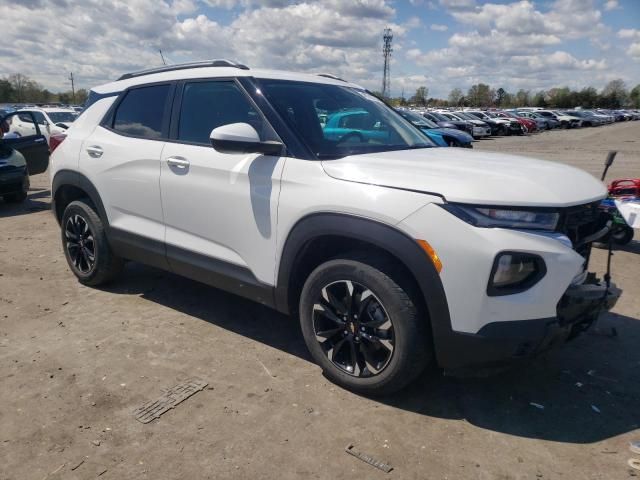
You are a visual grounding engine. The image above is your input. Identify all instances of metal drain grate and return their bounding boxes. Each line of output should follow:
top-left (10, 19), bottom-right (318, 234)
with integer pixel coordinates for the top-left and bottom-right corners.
top-left (133, 377), bottom-right (208, 424)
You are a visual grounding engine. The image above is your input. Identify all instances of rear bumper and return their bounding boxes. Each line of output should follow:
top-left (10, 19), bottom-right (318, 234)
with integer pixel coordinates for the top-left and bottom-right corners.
top-left (472, 127), bottom-right (491, 137)
top-left (437, 277), bottom-right (621, 372)
top-left (0, 166), bottom-right (28, 196)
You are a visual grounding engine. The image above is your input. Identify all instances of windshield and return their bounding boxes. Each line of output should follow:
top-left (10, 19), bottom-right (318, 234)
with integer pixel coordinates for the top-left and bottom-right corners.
top-left (397, 110), bottom-right (439, 129)
top-left (257, 79), bottom-right (434, 159)
top-left (47, 111), bottom-right (76, 123)
top-left (430, 112), bottom-right (452, 122)
top-left (469, 112), bottom-right (488, 120)
top-left (453, 112), bottom-right (475, 121)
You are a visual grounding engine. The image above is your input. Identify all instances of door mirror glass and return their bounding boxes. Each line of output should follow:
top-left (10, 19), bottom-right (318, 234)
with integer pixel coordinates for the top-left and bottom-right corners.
top-left (210, 123), bottom-right (283, 156)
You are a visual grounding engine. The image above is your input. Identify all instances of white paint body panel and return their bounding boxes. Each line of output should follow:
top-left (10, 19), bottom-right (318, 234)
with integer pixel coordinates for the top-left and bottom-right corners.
top-left (399, 203), bottom-right (585, 333)
top-left (322, 148), bottom-right (606, 207)
top-left (49, 97), bottom-right (116, 182)
top-left (79, 126), bottom-right (166, 243)
top-left (159, 143), bottom-right (285, 284)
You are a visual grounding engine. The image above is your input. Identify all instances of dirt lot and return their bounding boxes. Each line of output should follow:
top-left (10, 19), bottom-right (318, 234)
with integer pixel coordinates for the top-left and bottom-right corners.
top-left (1, 122), bottom-right (639, 480)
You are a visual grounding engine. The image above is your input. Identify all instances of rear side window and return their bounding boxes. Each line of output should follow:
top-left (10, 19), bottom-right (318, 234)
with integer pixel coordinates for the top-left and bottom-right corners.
top-left (177, 81), bottom-right (272, 145)
top-left (112, 84), bottom-right (171, 139)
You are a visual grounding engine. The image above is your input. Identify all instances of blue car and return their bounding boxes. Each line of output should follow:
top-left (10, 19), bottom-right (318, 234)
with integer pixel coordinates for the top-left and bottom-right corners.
top-left (397, 110), bottom-right (473, 148)
top-left (323, 109), bottom-right (391, 143)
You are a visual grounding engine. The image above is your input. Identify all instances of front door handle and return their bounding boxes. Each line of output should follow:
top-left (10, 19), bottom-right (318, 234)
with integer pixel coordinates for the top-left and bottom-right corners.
top-left (86, 145), bottom-right (103, 158)
top-left (166, 156), bottom-right (190, 169)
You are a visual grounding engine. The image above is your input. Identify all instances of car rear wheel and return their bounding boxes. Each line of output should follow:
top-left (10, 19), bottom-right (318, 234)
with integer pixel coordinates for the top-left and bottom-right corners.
top-left (61, 199), bottom-right (123, 286)
top-left (299, 254), bottom-right (432, 396)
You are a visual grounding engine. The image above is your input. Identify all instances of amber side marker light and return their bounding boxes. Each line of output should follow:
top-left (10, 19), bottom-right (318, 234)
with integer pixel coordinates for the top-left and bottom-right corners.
top-left (417, 240), bottom-right (442, 273)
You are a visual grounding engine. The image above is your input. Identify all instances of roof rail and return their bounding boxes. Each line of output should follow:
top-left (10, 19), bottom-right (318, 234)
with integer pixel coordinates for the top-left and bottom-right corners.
top-left (117, 59), bottom-right (250, 81)
top-left (317, 73), bottom-right (347, 83)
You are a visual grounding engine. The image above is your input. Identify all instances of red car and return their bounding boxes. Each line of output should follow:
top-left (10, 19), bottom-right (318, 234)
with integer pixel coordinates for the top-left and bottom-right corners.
top-left (495, 111), bottom-right (537, 133)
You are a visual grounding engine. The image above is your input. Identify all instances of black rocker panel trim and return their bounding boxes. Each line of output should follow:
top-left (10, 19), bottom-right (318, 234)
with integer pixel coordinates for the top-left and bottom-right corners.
top-left (107, 227), bottom-right (170, 271)
top-left (165, 244), bottom-right (275, 308)
top-left (106, 228), bottom-right (275, 308)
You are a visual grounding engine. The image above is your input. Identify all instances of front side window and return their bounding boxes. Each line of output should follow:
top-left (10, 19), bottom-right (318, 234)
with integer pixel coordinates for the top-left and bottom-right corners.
top-left (112, 84), bottom-right (171, 139)
top-left (257, 79), bottom-right (433, 159)
top-left (177, 81), bottom-right (273, 145)
top-left (22, 111), bottom-right (46, 125)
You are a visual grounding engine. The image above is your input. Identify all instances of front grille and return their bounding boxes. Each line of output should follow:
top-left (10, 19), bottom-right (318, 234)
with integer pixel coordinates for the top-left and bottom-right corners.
top-left (557, 201), bottom-right (605, 260)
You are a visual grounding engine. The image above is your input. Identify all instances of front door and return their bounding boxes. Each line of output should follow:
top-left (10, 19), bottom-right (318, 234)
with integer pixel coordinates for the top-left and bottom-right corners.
top-left (160, 79), bottom-right (285, 295)
top-left (1, 112), bottom-right (49, 174)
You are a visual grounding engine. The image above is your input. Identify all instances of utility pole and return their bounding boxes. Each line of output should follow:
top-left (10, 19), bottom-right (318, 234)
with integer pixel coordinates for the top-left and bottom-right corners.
top-left (381, 28), bottom-right (393, 99)
top-left (68, 72), bottom-right (75, 104)
top-left (159, 49), bottom-right (167, 65)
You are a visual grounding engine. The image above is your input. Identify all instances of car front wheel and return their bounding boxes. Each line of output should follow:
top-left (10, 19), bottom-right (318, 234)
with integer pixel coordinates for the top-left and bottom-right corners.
top-left (299, 255), bottom-right (432, 396)
top-left (61, 199), bottom-right (123, 286)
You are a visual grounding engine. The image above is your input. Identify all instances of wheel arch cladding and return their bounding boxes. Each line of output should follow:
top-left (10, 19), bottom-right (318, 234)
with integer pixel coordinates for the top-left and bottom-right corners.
top-left (52, 170), bottom-right (108, 226)
top-left (275, 213), bottom-right (452, 360)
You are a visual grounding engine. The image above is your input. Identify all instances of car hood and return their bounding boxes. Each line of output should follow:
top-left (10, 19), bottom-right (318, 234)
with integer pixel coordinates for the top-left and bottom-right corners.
top-left (321, 148), bottom-right (606, 207)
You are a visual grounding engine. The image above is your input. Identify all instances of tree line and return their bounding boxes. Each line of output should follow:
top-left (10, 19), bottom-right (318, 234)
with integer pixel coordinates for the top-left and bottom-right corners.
top-left (3, 72), bottom-right (639, 111)
top-left (384, 79), bottom-right (640, 109)
top-left (0, 74), bottom-right (88, 105)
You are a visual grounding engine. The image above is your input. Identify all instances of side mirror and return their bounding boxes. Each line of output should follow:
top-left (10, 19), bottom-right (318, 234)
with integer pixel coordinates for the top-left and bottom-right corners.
top-left (210, 123), bottom-right (283, 156)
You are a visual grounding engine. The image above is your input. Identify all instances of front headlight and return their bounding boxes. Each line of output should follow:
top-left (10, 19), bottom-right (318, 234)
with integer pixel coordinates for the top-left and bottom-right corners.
top-left (441, 204), bottom-right (560, 231)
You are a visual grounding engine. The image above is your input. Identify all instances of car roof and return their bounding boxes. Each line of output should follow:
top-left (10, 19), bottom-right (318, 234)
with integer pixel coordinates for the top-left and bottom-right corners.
top-left (92, 62), bottom-right (363, 95)
top-left (18, 107), bottom-right (75, 113)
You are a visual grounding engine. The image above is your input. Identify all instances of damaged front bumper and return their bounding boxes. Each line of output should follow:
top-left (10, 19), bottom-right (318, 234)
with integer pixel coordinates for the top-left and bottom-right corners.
top-left (438, 274), bottom-right (622, 372)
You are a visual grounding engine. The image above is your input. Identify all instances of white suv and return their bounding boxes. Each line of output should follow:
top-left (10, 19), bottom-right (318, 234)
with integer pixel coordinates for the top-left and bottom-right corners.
top-left (49, 60), bottom-right (621, 395)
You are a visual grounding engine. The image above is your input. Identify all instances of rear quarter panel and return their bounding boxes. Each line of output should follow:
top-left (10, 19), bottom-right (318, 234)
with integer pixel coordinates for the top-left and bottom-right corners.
top-left (49, 97), bottom-right (116, 186)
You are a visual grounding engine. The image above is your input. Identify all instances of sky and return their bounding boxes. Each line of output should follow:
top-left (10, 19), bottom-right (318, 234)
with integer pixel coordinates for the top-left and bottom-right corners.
top-left (1, 0), bottom-right (639, 98)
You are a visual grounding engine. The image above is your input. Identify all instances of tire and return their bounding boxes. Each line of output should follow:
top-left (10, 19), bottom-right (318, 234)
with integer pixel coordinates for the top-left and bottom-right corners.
top-left (612, 226), bottom-right (634, 246)
top-left (299, 254), bottom-right (432, 396)
top-left (61, 199), bottom-right (123, 286)
top-left (446, 138), bottom-right (461, 147)
top-left (3, 191), bottom-right (27, 203)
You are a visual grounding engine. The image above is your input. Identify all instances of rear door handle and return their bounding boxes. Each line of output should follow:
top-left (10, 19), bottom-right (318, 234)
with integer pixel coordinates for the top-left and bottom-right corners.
top-left (166, 156), bottom-right (190, 169)
top-left (86, 145), bottom-right (103, 158)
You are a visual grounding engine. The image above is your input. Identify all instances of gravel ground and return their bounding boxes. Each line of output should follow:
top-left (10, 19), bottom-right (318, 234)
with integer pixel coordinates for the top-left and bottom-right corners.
top-left (1, 122), bottom-right (639, 480)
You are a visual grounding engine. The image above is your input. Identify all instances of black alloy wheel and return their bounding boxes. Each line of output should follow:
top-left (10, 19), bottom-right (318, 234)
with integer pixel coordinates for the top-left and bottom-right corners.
top-left (61, 199), bottom-right (123, 286)
top-left (65, 214), bottom-right (96, 274)
top-left (312, 280), bottom-right (395, 377)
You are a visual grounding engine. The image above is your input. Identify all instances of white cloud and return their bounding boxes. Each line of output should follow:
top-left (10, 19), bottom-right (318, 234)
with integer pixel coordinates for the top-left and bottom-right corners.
top-left (629, 43), bottom-right (640, 60)
top-left (439, 0), bottom-right (476, 9)
top-left (603, 0), bottom-right (620, 11)
top-left (618, 29), bottom-right (640, 40)
top-left (0, 0), bottom-right (636, 99)
top-left (430, 24), bottom-right (448, 31)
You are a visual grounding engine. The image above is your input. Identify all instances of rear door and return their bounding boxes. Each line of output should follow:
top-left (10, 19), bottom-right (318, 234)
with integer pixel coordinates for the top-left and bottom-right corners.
top-left (1, 112), bottom-right (49, 174)
top-left (80, 83), bottom-right (174, 266)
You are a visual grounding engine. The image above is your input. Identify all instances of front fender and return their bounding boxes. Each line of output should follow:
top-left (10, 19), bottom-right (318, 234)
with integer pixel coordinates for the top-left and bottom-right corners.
top-left (274, 212), bottom-right (453, 363)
